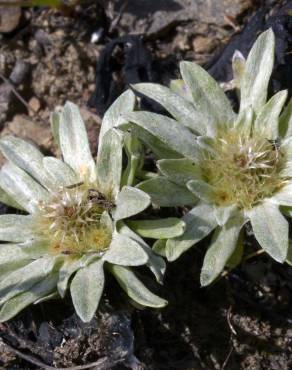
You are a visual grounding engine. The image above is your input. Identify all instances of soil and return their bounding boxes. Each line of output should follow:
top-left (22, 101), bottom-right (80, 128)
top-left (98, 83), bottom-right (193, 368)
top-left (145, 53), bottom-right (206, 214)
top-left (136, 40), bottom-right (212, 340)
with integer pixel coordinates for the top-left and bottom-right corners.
top-left (1, 1), bottom-right (292, 369)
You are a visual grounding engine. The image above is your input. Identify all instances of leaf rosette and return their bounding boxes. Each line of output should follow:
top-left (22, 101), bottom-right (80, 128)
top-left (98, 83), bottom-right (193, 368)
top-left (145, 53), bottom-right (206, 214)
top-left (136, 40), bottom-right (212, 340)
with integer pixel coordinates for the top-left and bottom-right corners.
top-left (120, 29), bottom-right (292, 286)
top-left (0, 91), bottom-right (185, 322)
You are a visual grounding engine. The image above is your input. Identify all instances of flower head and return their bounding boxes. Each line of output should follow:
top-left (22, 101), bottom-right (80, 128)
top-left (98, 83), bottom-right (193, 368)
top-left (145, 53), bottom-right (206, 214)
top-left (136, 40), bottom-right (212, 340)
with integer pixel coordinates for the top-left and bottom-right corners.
top-left (120, 29), bottom-right (292, 286)
top-left (0, 92), bottom-right (177, 322)
top-left (34, 184), bottom-right (113, 255)
top-left (199, 126), bottom-right (286, 209)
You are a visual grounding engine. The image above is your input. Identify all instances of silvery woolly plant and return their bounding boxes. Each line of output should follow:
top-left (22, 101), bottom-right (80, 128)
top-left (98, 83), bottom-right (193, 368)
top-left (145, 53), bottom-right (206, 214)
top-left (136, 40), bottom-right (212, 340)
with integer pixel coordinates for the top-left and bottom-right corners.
top-left (0, 92), bottom-right (186, 323)
top-left (120, 29), bottom-right (292, 286)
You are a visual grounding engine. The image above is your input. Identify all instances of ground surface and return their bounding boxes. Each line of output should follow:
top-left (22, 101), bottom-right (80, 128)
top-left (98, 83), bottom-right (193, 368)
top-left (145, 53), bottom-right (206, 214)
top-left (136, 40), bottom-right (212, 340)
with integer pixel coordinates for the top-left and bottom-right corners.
top-left (1, 0), bottom-right (292, 369)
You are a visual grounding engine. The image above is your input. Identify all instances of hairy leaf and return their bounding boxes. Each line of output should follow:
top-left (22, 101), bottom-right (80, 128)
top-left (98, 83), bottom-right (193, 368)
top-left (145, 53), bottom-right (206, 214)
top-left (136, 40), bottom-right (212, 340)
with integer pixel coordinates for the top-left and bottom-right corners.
top-left (104, 232), bottom-right (148, 266)
top-left (59, 102), bottom-right (97, 183)
top-left (133, 83), bottom-right (205, 134)
top-left (127, 218), bottom-right (185, 239)
top-left (123, 111), bottom-right (200, 159)
top-left (113, 186), bottom-right (150, 220)
top-left (249, 202), bottom-right (288, 262)
top-left (180, 61), bottom-right (235, 130)
top-left (166, 202), bottom-right (217, 261)
top-left (70, 259), bottom-right (104, 322)
top-left (99, 89), bottom-right (135, 144)
top-left (200, 214), bottom-right (243, 286)
top-left (0, 162), bottom-right (49, 213)
top-left (96, 128), bottom-right (123, 200)
top-left (137, 177), bottom-right (197, 207)
top-left (240, 29), bottom-right (275, 113)
top-left (109, 265), bottom-right (167, 308)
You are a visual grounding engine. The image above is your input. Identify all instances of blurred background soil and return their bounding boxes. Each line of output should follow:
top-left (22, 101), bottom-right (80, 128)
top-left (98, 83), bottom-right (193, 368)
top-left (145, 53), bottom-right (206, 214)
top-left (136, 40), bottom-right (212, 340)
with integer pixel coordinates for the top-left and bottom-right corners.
top-left (1, 1), bottom-right (292, 369)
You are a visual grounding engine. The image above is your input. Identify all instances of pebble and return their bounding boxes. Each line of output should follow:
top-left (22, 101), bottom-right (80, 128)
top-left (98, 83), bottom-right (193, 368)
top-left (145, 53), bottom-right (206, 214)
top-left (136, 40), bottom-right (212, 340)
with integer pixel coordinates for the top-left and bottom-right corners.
top-left (28, 97), bottom-right (41, 114)
top-left (0, 1), bottom-right (21, 33)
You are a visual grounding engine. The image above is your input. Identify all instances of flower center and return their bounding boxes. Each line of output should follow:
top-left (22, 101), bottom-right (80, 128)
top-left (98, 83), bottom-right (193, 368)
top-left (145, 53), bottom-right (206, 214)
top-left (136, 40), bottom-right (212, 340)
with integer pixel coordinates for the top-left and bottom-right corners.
top-left (34, 185), bottom-right (113, 256)
top-left (200, 130), bottom-right (287, 209)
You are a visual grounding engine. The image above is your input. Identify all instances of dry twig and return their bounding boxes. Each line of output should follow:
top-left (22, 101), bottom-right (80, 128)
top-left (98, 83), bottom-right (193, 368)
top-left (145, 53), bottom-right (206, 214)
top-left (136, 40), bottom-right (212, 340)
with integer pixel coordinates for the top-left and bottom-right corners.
top-left (1, 339), bottom-right (118, 370)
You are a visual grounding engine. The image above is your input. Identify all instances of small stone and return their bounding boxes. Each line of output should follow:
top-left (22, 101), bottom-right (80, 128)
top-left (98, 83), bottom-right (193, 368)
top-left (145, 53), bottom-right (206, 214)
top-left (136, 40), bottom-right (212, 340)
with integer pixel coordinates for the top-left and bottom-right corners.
top-left (9, 60), bottom-right (30, 85)
top-left (192, 35), bottom-right (215, 54)
top-left (28, 97), bottom-right (41, 113)
top-left (53, 29), bottom-right (66, 40)
top-left (0, 1), bottom-right (21, 33)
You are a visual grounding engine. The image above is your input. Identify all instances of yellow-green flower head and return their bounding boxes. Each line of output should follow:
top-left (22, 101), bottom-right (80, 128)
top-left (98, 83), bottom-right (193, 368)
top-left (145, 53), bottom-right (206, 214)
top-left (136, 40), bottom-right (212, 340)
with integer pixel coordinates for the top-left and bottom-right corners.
top-left (0, 94), bottom-right (169, 323)
top-left (120, 29), bottom-right (292, 286)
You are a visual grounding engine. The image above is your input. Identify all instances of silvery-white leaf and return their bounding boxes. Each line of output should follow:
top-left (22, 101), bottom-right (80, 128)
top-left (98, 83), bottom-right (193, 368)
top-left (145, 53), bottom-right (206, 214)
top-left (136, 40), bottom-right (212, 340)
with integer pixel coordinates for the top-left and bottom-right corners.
top-left (70, 259), bottom-right (104, 322)
top-left (0, 136), bottom-right (56, 191)
top-left (0, 240), bottom-right (49, 280)
top-left (0, 186), bottom-right (24, 210)
top-left (254, 90), bottom-right (287, 138)
top-left (130, 123), bottom-right (183, 159)
top-left (0, 256), bottom-right (59, 306)
top-left (57, 254), bottom-right (99, 298)
top-left (104, 231), bottom-right (148, 266)
top-left (200, 214), bottom-right (243, 286)
top-left (96, 128), bottom-right (123, 200)
top-left (196, 136), bottom-right (217, 153)
top-left (152, 239), bottom-right (167, 257)
top-left (180, 61), bottom-right (235, 128)
top-left (226, 231), bottom-right (244, 269)
top-left (127, 218), bottom-right (185, 239)
top-left (34, 291), bottom-right (59, 304)
top-left (269, 184), bottom-right (292, 206)
top-left (213, 204), bottom-right (238, 227)
top-left (0, 214), bottom-right (34, 242)
top-left (234, 107), bottom-right (254, 135)
top-left (109, 265), bottom-right (167, 308)
top-left (100, 211), bottom-right (114, 233)
top-left (43, 157), bottom-right (79, 187)
top-left (122, 111), bottom-right (200, 160)
top-left (232, 50), bottom-right (246, 90)
top-left (0, 274), bottom-right (58, 322)
top-left (99, 89), bottom-right (135, 145)
top-left (137, 177), bottom-right (197, 207)
top-left (169, 79), bottom-right (193, 102)
top-left (133, 83), bottom-right (206, 134)
top-left (0, 162), bottom-right (49, 213)
top-left (165, 202), bottom-right (217, 261)
top-left (240, 29), bottom-right (275, 113)
top-left (0, 240), bottom-right (48, 266)
top-left (113, 186), bottom-right (150, 220)
top-left (187, 179), bottom-right (215, 203)
top-left (248, 201), bottom-right (288, 263)
top-left (116, 221), bottom-right (166, 283)
top-left (121, 133), bottom-right (143, 187)
top-left (157, 158), bottom-right (202, 187)
top-left (279, 98), bottom-right (292, 138)
top-left (281, 137), bottom-right (292, 159)
top-left (280, 161), bottom-right (292, 178)
top-left (0, 259), bottom-right (29, 280)
top-left (59, 101), bottom-right (97, 183)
